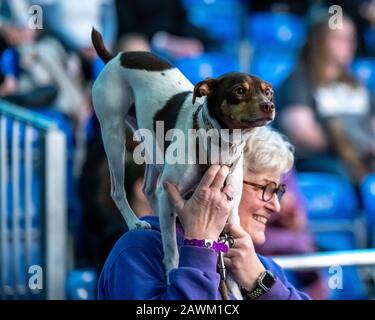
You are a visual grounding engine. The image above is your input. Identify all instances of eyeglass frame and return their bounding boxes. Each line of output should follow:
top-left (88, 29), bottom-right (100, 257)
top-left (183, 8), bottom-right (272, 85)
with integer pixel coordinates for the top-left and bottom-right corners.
top-left (242, 180), bottom-right (286, 202)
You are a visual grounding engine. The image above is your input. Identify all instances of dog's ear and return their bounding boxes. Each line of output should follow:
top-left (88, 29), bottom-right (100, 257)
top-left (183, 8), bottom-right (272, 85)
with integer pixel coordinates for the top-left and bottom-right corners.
top-left (192, 78), bottom-right (217, 104)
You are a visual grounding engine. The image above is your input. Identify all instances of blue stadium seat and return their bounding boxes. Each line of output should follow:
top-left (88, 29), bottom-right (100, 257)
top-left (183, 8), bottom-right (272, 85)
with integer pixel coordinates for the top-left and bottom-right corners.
top-left (66, 269), bottom-right (97, 300)
top-left (0, 48), bottom-right (19, 77)
top-left (298, 173), bottom-right (358, 220)
top-left (182, 0), bottom-right (243, 44)
top-left (281, 221), bottom-right (367, 299)
top-left (248, 12), bottom-right (306, 49)
top-left (174, 53), bottom-right (240, 84)
top-left (285, 265), bottom-right (366, 300)
top-left (313, 232), bottom-right (357, 252)
top-left (92, 57), bottom-right (105, 80)
top-left (361, 173), bottom-right (375, 223)
top-left (297, 173), bottom-right (361, 252)
top-left (351, 58), bottom-right (375, 92)
top-left (250, 51), bottom-right (297, 89)
top-left (364, 27), bottom-right (375, 55)
top-left (361, 173), bottom-right (375, 245)
top-left (323, 266), bottom-right (366, 300)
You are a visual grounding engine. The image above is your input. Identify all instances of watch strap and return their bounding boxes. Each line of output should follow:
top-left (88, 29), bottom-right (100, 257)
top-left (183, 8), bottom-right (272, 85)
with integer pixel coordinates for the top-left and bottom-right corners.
top-left (242, 270), bottom-right (276, 300)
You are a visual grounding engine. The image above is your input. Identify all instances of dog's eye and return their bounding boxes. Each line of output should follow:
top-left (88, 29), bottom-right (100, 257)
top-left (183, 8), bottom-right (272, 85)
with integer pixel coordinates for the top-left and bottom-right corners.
top-left (234, 87), bottom-right (245, 95)
top-left (265, 89), bottom-right (272, 96)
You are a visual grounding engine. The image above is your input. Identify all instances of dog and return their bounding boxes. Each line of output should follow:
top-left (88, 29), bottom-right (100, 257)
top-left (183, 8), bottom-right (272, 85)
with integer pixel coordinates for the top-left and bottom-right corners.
top-left (91, 28), bottom-right (275, 297)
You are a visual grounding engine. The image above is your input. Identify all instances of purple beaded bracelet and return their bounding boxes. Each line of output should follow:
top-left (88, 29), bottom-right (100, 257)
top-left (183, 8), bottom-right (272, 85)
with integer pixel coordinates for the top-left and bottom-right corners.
top-left (183, 238), bottom-right (229, 253)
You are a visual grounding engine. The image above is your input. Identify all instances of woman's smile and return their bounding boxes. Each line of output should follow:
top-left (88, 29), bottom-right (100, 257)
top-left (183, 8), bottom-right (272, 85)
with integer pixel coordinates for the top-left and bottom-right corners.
top-left (252, 214), bottom-right (268, 225)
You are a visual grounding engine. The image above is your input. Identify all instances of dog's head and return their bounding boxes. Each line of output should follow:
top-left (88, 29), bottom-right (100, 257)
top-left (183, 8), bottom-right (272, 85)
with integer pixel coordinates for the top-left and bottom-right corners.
top-left (192, 72), bottom-right (275, 130)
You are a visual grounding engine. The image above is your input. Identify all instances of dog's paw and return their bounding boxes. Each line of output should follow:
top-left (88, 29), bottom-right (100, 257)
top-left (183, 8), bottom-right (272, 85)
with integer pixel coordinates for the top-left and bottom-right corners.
top-left (134, 220), bottom-right (152, 229)
top-left (165, 267), bottom-right (175, 285)
top-left (163, 261), bottom-right (178, 285)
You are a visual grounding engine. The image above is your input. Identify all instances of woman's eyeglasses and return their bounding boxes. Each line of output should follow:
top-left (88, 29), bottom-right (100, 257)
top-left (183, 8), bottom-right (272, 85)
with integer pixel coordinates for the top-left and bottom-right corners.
top-left (243, 180), bottom-right (286, 202)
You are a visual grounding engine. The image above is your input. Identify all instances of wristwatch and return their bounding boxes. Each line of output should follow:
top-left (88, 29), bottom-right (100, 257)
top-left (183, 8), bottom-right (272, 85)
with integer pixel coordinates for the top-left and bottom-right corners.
top-left (242, 270), bottom-right (277, 300)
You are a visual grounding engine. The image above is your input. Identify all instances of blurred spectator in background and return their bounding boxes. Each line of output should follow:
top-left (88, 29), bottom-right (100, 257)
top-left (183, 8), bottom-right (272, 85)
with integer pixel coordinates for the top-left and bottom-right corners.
top-left (357, 0), bottom-right (375, 56)
top-left (116, 33), bottom-right (151, 53)
top-left (0, 0), bottom-right (87, 124)
top-left (277, 15), bottom-right (375, 184)
top-left (0, 0), bottom-right (32, 96)
top-left (0, 0), bottom-right (32, 51)
top-left (15, 34), bottom-right (87, 125)
top-left (310, 0), bottom-right (375, 57)
top-left (36, 0), bottom-right (117, 80)
top-left (360, 0), bottom-right (375, 28)
top-left (115, 0), bottom-right (217, 58)
top-left (256, 170), bottom-right (328, 299)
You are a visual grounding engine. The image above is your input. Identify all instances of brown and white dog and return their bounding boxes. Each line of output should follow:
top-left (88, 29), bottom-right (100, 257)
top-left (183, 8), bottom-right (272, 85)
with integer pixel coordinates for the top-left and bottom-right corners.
top-left (91, 28), bottom-right (275, 296)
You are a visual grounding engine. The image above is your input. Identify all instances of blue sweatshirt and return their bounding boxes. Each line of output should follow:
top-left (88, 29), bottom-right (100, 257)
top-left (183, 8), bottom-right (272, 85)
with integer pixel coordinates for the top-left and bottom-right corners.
top-left (98, 216), bottom-right (310, 300)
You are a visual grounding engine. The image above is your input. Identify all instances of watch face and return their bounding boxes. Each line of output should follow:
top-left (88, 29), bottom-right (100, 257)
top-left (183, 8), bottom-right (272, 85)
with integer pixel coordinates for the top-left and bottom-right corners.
top-left (260, 271), bottom-right (276, 290)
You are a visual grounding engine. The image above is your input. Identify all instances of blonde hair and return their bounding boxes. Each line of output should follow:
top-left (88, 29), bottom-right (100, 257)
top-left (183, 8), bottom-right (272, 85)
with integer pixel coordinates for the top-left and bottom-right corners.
top-left (243, 126), bottom-right (294, 174)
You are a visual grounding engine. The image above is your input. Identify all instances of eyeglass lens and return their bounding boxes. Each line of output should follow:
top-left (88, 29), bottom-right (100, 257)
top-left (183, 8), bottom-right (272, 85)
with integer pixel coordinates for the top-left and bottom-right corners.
top-left (263, 183), bottom-right (285, 201)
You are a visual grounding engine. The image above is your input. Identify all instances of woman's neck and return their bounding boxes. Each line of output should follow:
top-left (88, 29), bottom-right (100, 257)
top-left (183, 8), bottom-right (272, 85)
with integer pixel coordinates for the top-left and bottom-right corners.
top-left (320, 61), bottom-right (342, 84)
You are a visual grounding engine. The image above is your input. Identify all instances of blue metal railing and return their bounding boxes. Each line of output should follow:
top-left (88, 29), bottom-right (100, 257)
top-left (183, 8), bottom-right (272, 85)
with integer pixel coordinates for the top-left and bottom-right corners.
top-left (0, 100), bottom-right (67, 300)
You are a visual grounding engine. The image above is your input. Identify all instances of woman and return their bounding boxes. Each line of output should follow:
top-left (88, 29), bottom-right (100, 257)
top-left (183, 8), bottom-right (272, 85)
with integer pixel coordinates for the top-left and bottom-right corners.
top-left (97, 127), bottom-right (310, 300)
top-left (277, 15), bottom-right (375, 183)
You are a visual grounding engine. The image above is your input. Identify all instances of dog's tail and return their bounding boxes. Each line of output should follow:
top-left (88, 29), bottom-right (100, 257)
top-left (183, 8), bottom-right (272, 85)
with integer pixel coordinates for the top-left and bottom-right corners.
top-left (91, 27), bottom-right (113, 64)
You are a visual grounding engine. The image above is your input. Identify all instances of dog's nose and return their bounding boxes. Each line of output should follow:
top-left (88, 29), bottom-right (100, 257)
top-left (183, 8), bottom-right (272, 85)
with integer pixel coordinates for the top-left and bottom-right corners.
top-left (260, 102), bottom-right (275, 113)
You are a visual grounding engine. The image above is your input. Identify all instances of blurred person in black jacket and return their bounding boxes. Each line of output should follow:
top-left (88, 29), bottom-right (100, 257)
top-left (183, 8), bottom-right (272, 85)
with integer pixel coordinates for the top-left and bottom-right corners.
top-left (115, 0), bottom-right (217, 58)
top-left (277, 15), bottom-right (375, 184)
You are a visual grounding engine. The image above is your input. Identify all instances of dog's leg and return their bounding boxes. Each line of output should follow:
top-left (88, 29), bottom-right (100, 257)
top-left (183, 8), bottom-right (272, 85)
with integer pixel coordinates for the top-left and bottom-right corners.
top-left (92, 60), bottom-right (150, 230)
top-left (156, 185), bottom-right (178, 283)
top-left (226, 155), bottom-right (243, 226)
top-left (143, 164), bottom-right (160, 212)
top-left (225, 156), bottom-right (244, 300)
top-left (100, 120), bottom-right (151, 230)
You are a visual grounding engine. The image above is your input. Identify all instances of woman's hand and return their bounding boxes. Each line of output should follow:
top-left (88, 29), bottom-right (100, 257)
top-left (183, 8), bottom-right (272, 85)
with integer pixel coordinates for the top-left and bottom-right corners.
top-left (164, 165), bottom-right (234, 241)
top-left (223, 223), bottom-right (266, 291)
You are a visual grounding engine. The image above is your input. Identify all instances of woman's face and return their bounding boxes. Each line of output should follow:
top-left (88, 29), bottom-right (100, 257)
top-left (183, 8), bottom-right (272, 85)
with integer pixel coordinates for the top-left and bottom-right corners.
top-left (324, 19), bottom-right (356, 67)
top-left (238, 169), bottom-right (282, 245)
